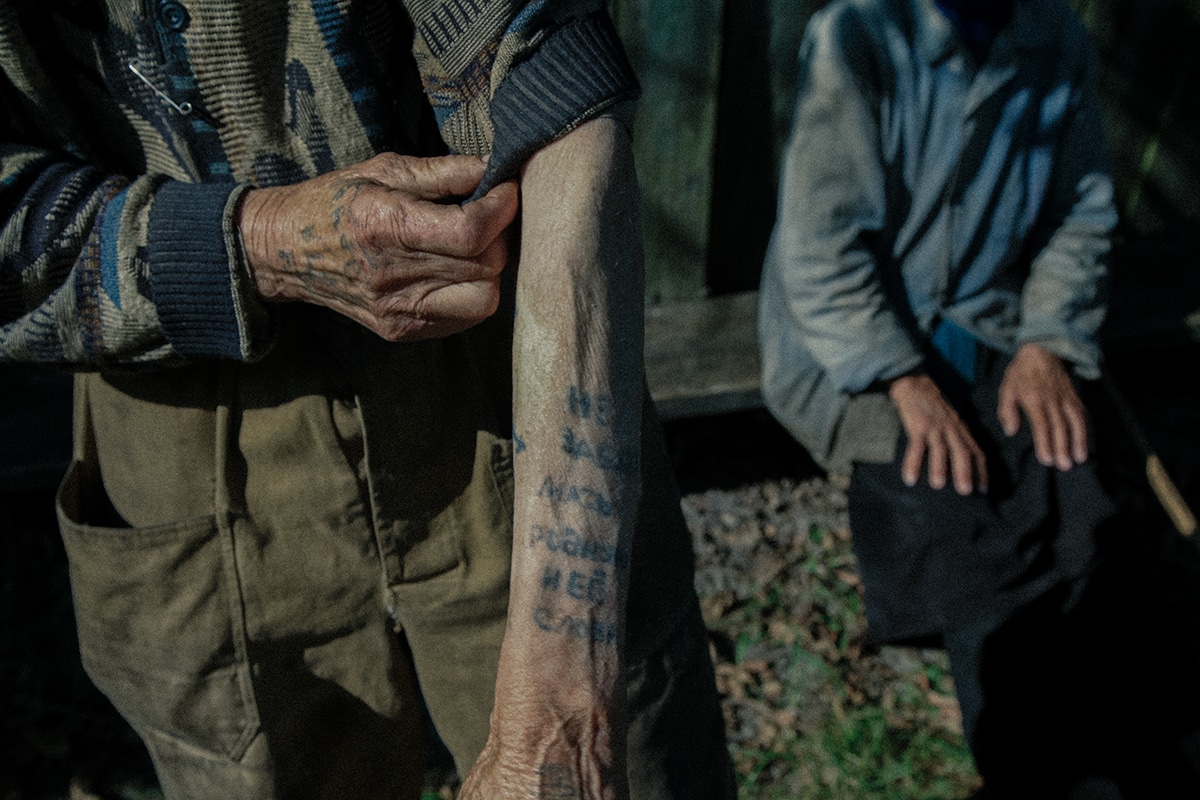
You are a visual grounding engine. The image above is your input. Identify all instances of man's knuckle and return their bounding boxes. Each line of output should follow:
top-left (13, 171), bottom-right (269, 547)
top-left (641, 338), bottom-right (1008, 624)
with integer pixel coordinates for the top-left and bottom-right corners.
top-left (365, 152), bottom-right (392, 171)
top-left (371, 151), bottom-right (417, 178)
top-left (350, 200), bottom-right (388, 246)
top-left (445, 218), bottom-right (472, 250)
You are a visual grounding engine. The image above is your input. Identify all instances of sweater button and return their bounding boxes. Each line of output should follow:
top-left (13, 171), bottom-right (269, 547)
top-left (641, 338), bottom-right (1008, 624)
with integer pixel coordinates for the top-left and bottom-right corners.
top-left (159, 1), bottom-right (190, 31)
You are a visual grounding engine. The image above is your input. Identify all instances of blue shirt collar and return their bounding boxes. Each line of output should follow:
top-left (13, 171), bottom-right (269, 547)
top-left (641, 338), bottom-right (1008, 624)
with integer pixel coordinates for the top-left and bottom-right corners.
top-left (912, 0), bottom-right (1056, 66)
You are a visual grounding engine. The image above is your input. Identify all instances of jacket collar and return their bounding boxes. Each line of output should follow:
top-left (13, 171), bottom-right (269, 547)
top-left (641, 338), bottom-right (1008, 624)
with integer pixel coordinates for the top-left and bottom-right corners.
top-left (910, 0), bottom-right (1057, 66)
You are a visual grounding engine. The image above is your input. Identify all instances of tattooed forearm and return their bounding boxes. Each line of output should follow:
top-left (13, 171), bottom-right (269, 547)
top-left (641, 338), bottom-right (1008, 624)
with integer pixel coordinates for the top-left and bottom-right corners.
top-left (537, 476), bottom-right (614, 518)
top-left (529, 524), bottom-right (626, 567)
top-left (522, 383), bottom-right (632, 648)
top-left (560, 427), bottom-right (624, 472)
top-left (518, 398), bottom-right (626, 473)
top-left (540, 567), bottom-right (609, 606)
top-left (454, 120), bottom-right (637, 799)
top-left (533, 608), bottom-right (619, 645)
top-left (568, 385), bottom-right (612, 428)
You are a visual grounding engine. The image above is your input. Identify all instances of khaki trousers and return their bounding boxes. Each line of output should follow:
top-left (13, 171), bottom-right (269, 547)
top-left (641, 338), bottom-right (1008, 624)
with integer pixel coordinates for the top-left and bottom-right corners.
top-left (57, 306), bottom-right (733, 800)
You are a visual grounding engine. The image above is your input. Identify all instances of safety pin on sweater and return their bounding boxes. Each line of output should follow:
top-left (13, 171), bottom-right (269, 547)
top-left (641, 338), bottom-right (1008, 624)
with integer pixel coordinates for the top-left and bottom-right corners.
top-left (127, 61), bottom-right (193, 115)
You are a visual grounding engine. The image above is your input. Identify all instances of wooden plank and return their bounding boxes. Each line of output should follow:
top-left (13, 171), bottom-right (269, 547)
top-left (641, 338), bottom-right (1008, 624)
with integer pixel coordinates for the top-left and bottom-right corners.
top-left (644, 290), bottom-right (763, 418)
top-left (640, 260), bottom-right (1200, 421)
top-left (706, 1), bottom-right (818, 294)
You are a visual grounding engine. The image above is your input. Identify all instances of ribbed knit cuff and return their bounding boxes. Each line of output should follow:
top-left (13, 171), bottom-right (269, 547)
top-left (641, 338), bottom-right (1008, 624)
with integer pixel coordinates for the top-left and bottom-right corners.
top-left (469, 12), bottom-right (640, 201)
top-left (147, 181), bottom-right (248, 360)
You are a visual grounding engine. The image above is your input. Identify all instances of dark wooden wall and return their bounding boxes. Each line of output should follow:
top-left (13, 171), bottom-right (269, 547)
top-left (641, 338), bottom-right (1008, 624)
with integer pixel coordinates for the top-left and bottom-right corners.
top-left (611, 0), bottom-right (823, 303)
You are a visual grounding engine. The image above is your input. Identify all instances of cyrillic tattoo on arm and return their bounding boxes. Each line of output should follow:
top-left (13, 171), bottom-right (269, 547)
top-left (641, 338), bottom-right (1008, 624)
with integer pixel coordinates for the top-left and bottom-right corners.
top-left (537, 477), bottom-right (614, 518)
top-left (562, 385), bottom-right (627, 471)
top-left (532, 608), bottom-right (619, 644)
top-left (529, 524), bottom-right (626, 566)
top-left (560, 427), bottom-right (624, 471)
top-left (517, 386), bottom-right (633, 647)
top-left (540, 566), bottom-right (609, 606)
top-left (568, 385), bottom-right (612, 427)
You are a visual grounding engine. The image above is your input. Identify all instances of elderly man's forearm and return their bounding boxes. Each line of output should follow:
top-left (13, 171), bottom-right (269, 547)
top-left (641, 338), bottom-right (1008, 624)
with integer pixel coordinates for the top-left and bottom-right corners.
top-left (458, 117), bottom-right (642, 800)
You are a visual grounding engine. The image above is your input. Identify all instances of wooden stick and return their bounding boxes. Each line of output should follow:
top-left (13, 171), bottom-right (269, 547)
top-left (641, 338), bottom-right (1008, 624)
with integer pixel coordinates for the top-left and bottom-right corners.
top-left (1101, 369), bottom-right (1197, 537)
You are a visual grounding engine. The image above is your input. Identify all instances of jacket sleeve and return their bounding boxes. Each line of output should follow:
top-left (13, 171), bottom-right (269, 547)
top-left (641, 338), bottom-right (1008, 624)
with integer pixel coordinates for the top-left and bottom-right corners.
top-left (759, 9), bottom-right (923, 398)
top-left (1016, 37), bottom-right (1116, 379)
top-left (0, 69), bottom-right (270, 367)
top-left (403, 0), bottom-right (640, 199)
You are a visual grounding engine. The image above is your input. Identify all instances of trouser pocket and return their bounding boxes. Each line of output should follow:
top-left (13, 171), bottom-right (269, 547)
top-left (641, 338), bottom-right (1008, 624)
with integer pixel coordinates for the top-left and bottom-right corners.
top-left (56, 457), bottom-right (258, 762)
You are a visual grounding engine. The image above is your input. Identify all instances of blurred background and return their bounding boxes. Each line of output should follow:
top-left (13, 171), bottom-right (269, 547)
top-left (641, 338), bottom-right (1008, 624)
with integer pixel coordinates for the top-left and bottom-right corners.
top-left (617, 0), bottom-right (1200, 315)
top-left (3, 1), bottom-right (1199, 797)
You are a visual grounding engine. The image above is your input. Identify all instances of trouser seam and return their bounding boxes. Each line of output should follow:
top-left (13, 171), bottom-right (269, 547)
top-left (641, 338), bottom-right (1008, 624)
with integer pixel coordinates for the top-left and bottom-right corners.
top-left (214, 368), bottom-right (262, 764)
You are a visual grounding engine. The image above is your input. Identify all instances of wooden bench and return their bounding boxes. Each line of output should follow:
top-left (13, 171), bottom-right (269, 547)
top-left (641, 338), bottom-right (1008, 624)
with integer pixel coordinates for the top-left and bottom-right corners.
top-left (641, 277), bottom-right (1200, 420)
top-left (643, 290), bottom-right (763, 419)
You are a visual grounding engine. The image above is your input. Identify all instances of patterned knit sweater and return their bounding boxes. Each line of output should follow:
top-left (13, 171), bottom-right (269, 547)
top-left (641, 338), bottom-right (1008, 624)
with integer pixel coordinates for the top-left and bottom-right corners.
top-left (0, 0), bottom-right (637, 365)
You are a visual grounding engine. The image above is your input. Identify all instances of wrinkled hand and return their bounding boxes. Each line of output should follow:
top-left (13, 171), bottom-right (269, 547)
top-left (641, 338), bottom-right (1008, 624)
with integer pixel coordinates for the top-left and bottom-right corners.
top-left (997, 343), bottom-right (1089, 470)
top-left (238, 153), bottom-right (519, 341)
top-left (458, 701), bottom-right (626, 800)
top-left (888, 371), bottom-right (988, 495)
top-left (457, 117), bottom-right (635, 800)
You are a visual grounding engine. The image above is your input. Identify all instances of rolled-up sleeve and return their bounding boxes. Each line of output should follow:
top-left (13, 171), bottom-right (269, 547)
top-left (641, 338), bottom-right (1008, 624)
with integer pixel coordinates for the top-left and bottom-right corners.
top-left (405, 0), bottom-right (641, 200)
top-left (1, 27), bottom-right (271, 369)
top-left (0, 140), bottom-right (270, 366)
